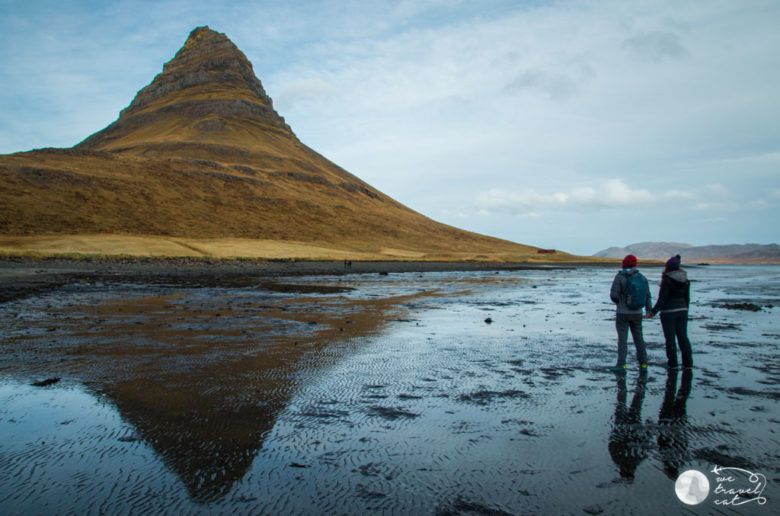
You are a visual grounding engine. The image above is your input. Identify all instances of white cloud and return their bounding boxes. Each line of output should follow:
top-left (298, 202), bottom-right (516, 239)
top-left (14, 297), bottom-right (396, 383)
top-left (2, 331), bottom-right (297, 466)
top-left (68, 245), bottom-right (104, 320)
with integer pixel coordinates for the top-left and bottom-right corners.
top-left (663, 190), bottom-right (696, 201)
top-left (705, 184), bottom-right (729, 197)
top-left (473, 178), bottom-right (757, 218)
top-left (621, 31), bottom-right (687, 62)
top-left (274, 77), bottom-right (339, 106)
top-left (692, 201), bottom-right (736, 212)
top-left (747, 200), bottom-right (770, 209)
top-left (503, 69), bottom-right (578, 100)
top-left (600, 179), bottom-right (655, 205)
top-left (439, 208), bottom-right (469, 220)
top-left (475, 179), bottom-right (656, 214)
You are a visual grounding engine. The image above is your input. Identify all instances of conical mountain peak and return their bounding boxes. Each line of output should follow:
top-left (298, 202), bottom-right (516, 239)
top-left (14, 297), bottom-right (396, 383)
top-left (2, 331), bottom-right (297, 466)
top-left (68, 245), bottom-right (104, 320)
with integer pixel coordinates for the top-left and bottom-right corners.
top-left (77, 26), bottom-right (292, 154)
top-left (124, 26), bottom-right (272, 115)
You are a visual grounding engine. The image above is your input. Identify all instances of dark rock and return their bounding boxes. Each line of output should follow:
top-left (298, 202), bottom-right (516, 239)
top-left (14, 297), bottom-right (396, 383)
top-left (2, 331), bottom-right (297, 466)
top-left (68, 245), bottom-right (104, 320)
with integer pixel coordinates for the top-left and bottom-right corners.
top-left (367, 406), bottom-right (419, 420)
top-left (31, 377), bottom-right (60, 387)
top-left (719, 302), bottom-right (762, 312)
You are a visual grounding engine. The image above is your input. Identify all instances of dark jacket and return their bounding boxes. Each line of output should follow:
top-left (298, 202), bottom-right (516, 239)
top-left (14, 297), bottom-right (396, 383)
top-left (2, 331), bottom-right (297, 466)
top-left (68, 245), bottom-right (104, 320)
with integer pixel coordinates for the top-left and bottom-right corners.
top-left (611, 268), bottom-right (652, 314)
top-left (651, 269), bottom-right (690, 316)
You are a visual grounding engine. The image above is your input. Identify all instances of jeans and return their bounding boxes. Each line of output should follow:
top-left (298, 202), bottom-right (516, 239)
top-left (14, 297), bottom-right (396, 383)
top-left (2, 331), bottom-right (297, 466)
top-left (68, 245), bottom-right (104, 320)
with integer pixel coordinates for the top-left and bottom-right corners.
top-left (660, 311), bottom-right (693, 368)
top-left (615, 313), bottom-right (648, 366)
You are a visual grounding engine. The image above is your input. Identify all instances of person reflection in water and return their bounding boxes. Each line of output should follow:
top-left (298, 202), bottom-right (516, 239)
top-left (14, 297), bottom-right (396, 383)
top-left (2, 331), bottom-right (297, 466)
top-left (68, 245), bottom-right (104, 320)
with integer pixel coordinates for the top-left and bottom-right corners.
top-left (608, 370), bottom-right (650, 482)
top-left (658, 369), bottom-right (693, 479)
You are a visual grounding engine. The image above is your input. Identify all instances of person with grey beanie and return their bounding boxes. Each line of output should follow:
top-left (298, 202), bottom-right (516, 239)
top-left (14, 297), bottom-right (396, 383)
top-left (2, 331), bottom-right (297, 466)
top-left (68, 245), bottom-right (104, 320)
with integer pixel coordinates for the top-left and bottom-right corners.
top-left (650, 255), bottom-right (692, 369)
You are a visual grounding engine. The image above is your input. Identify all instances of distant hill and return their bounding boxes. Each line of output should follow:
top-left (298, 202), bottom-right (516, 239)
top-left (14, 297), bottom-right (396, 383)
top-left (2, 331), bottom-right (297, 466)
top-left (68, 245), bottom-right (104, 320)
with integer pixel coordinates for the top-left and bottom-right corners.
top-left (0, 26), bottom-right (589, 262)
top-left (593, 242), bottom-right (780, 264)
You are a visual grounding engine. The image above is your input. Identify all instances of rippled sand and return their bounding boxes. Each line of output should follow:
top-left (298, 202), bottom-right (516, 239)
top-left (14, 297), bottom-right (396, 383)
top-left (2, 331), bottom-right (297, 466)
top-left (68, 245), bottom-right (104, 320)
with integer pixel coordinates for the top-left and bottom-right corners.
top-left (0, 266), bottom-right (777, 514)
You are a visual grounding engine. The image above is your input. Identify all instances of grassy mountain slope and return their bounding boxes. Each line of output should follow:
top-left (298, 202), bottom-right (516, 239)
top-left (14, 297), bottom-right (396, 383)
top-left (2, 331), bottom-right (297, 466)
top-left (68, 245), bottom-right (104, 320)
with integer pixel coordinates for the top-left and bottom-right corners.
top-left (0, 26), bottom-right (587, 262)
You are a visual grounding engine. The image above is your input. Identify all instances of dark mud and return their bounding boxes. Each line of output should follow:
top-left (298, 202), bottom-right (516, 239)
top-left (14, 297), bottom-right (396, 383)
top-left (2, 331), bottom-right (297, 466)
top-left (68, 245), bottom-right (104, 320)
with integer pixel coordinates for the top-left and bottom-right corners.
top-left (715, 302), bottom-right (768, 312)
top-left (0, 264), bottom-right (777, 514)
top-left (0, 256), bottom-right (576, 304)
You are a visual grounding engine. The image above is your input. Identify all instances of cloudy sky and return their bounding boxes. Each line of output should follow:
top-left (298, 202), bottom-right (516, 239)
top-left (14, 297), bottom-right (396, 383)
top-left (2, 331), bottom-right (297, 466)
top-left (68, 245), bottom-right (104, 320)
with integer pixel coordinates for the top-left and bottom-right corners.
top-left (2, 0), bottom-right (778, 255)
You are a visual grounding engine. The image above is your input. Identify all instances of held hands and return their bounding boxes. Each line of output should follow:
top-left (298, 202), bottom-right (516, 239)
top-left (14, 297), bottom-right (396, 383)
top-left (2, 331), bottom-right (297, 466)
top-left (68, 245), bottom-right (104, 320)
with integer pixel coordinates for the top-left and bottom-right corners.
top-left (645, 311), bottom-right (654, 319)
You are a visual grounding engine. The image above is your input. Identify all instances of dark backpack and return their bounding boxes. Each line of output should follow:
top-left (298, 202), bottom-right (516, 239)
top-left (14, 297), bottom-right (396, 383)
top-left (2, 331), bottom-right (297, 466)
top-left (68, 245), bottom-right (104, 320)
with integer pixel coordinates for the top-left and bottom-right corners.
top-left (624, 272), bottom-right (647, 310)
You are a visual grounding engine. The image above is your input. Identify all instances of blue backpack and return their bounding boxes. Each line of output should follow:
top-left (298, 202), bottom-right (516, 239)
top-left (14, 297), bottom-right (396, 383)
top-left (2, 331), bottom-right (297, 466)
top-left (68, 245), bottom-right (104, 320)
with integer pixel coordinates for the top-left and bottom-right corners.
top-left (624, 271), bottom-right (648, 310)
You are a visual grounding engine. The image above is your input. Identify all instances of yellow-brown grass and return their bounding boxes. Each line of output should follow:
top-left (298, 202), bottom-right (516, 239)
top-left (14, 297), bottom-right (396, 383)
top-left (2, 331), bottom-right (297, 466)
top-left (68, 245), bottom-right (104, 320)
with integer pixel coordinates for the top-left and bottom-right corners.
top-left (0, 233), bottom-right (608, 263)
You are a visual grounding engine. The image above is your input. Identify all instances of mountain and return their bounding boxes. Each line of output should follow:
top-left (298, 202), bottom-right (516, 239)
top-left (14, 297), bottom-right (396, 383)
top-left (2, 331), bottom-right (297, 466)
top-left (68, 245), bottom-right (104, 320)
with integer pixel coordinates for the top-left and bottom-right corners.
top-left (76, 26), bottom-right (294, 157)
top-left (593, 242), bottom-right (780, 264)
top-left (594, 242), bottom-right (693, 260)
top-left (0, 26), bottom-right (577, 261)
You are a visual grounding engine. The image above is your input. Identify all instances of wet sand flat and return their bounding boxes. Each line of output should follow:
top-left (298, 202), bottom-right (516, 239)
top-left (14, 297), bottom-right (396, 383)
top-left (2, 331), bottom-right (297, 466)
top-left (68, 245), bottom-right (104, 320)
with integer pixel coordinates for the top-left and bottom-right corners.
top-left (0, 257), bottom-right (577, 304)
top-left (0, 264), bottom-right (777, 514)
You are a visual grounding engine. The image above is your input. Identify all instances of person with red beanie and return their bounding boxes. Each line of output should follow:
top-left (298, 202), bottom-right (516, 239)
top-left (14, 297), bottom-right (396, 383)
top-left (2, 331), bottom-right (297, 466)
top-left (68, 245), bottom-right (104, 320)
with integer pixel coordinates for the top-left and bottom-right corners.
top-left (609, 254), bottom-right (652, 371)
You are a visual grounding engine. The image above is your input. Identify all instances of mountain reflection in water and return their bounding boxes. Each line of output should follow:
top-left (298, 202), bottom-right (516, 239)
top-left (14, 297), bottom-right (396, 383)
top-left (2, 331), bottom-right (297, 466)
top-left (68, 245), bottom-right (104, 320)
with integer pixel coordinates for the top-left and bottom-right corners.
top-left (105, 354), bottom-right (288, 503)
top-left (0, 283), bottom-right (432, 503)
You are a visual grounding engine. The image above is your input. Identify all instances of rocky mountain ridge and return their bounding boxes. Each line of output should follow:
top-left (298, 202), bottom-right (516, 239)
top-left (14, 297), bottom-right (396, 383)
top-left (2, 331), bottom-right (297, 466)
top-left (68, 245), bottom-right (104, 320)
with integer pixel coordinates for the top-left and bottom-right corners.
top-left (593, 242), bottom-right (780, 264)
top-left (77, 26), bottom-right (293, 154)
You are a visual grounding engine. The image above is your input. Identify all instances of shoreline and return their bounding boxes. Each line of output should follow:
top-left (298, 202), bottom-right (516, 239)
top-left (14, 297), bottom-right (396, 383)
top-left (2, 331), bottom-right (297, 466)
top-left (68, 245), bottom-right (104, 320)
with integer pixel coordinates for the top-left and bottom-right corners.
top-left (0, 256), bottom-right (616, 304)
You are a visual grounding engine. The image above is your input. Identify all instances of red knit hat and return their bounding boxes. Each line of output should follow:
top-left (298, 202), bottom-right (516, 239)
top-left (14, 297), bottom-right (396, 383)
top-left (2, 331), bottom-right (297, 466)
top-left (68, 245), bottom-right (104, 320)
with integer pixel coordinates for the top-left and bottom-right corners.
top-left (622, 254), bottom-right (638, 268)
